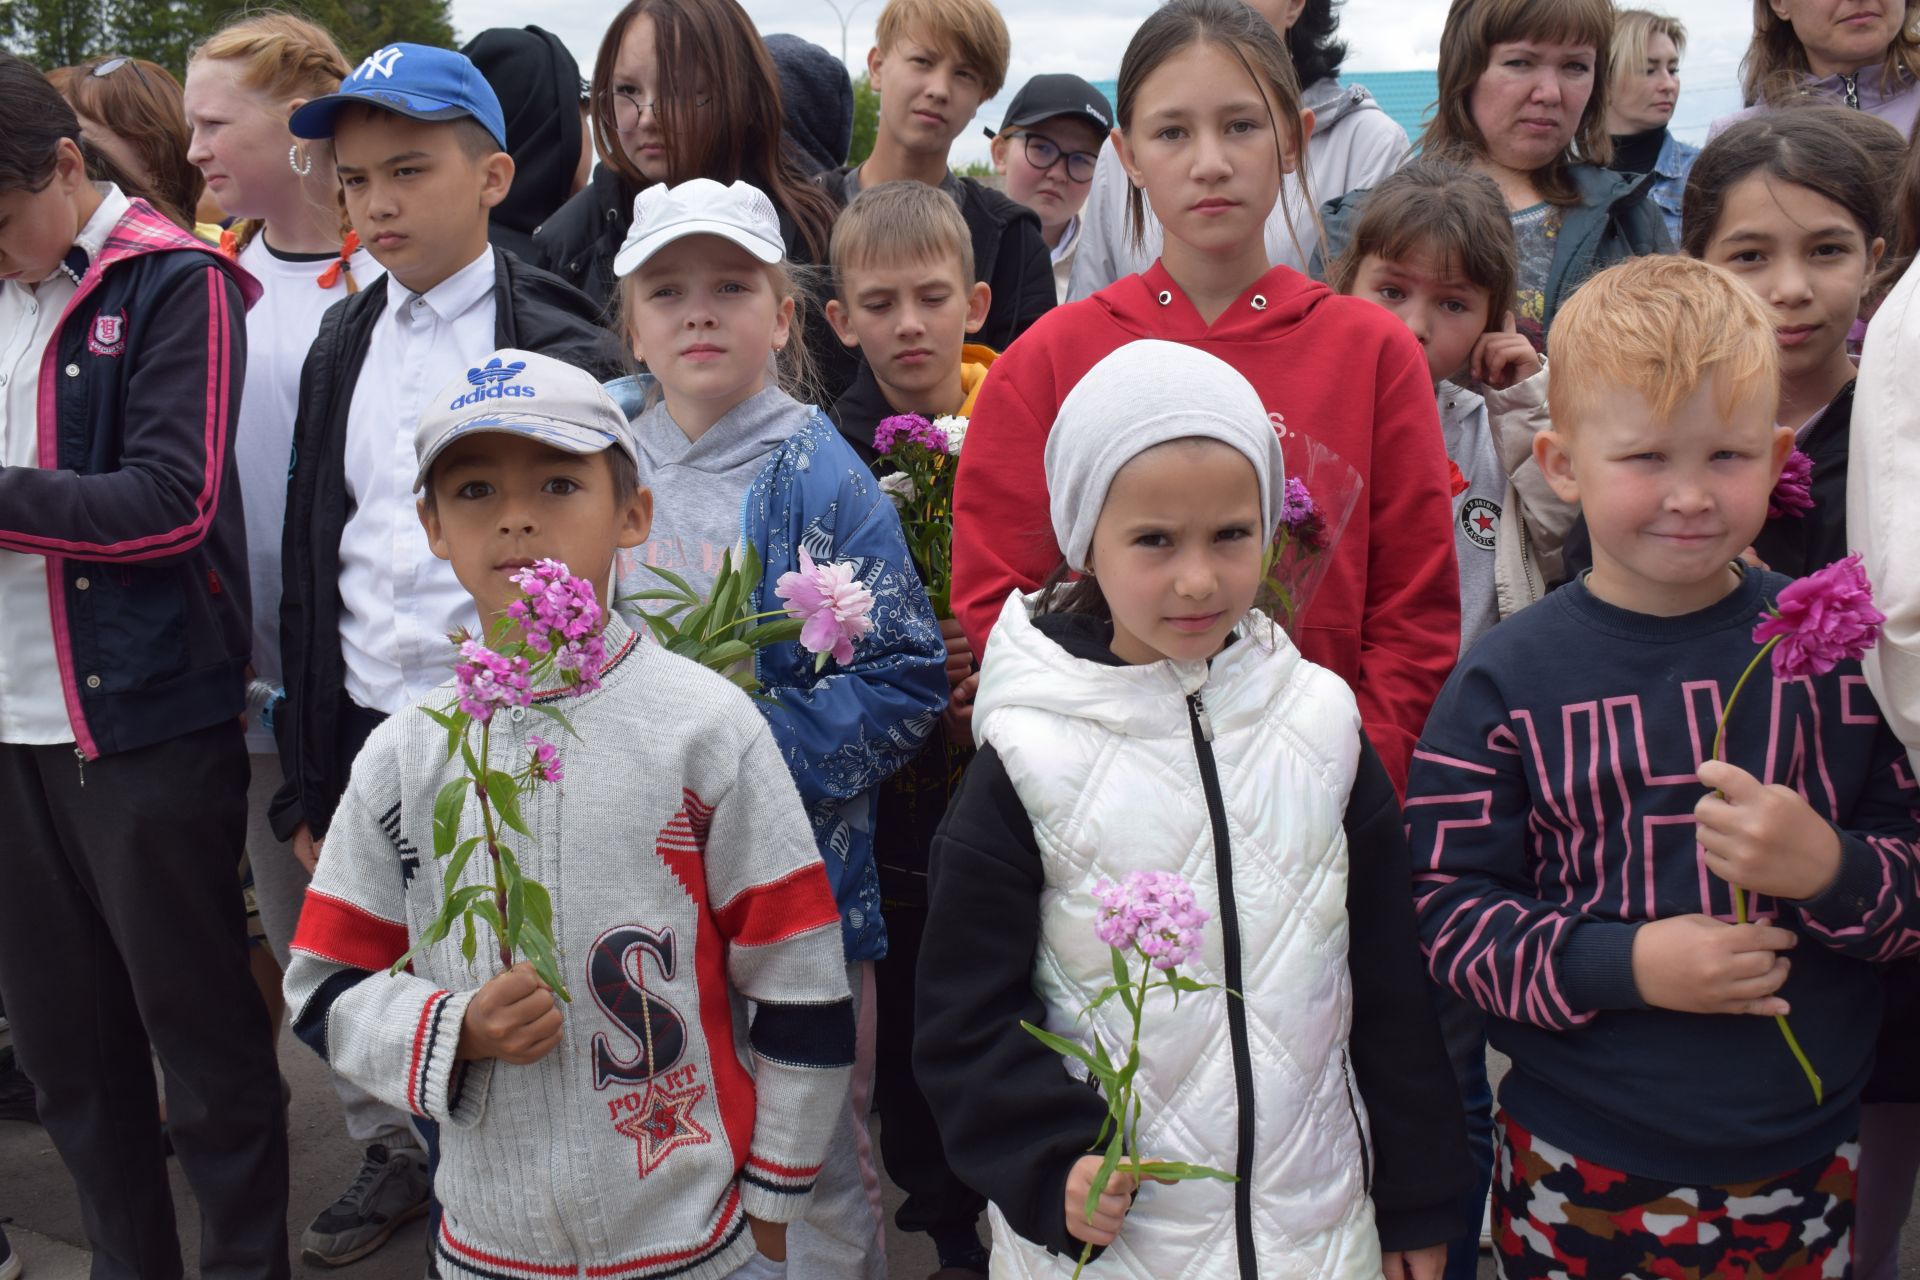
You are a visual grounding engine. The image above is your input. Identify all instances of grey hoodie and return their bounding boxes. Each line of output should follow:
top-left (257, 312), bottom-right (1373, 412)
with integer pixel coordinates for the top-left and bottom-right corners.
top-left (1065, 77), bottom-right (1409, 301)
top-left (622, 384), bottom-right (807, 601)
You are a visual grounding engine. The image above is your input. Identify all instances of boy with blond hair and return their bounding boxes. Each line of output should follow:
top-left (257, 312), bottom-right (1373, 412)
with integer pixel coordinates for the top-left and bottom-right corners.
top-left (822, 177), bottom-right (994, 1275)
top-left (1404, 254), bottom-right (1920, 1279)
top-left (828, 0), bottom-right (1052, 359)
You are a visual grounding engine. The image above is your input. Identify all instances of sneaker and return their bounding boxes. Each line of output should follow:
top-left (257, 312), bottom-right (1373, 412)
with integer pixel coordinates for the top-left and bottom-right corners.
top-left (1480, 1195), bottom-right (1494, 1251)
top-left (300, 1143), bottom-right (430, 1268)
top-left (0, 1221), bottom-right (23, 1280)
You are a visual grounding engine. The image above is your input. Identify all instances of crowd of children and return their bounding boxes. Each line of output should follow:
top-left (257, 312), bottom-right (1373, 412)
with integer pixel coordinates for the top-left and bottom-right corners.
top-left (1, 1), bottom-right (1919, 1280)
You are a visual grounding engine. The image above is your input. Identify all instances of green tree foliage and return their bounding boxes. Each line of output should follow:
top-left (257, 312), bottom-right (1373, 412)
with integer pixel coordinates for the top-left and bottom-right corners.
top-left (0, 0), bottom-right (453, 80)
top-left (848, 71), bottom-right (878, 167)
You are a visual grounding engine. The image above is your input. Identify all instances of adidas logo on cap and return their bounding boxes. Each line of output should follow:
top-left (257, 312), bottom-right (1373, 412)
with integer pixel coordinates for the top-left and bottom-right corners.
top-left (449, 357), bottom-right (536, 409)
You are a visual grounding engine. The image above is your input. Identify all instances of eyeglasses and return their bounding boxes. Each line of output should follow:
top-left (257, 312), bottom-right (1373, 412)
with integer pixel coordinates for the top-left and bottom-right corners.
top-left (90, 56), bottom-right (153, 91)
top-left (609, 87), bottom-right (714, 131)
top-left (1014, 132), bottom-right (1098, 184)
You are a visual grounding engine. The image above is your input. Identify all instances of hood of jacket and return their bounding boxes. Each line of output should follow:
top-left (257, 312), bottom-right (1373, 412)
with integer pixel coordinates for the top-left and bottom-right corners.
top-left (766, 33), bottom-right (853, 174)
top-left (462, 26), bottom-right (584, 239)
top-left (628, 383), bottom-right (800, 479)
top-left (1302, 76), bottom-right (1385, 135)
top-left (1089, 258), bottom-right (1330, 347)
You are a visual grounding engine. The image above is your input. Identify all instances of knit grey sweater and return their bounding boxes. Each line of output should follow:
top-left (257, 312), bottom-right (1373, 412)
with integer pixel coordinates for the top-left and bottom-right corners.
top-left (284, 616), bottom-right (855, 1280)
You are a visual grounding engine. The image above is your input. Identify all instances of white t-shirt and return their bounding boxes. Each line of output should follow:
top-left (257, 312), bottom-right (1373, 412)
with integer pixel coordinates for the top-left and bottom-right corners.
top-left (235, 233), bottom-right (382, 752)
top-left (338, 248), bottom-right (492, 715)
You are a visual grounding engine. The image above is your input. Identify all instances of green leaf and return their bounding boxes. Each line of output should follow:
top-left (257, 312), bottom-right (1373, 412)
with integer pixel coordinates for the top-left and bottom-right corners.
top-left (641, 561), bottom-right (701, 599)
top-left (1085, 1126), bottom-right (1126, 1225)
top-left (420, 705), bottom-right (460, 734)
top-left (1133, 1160), bottom-right (1239, 1183)
top-left (749, 618), bottom-right (804, 646)
top-left (460, 912), bottom-right (478, 965)
top-left (441, 836), bottom-right (483, 898)
top-left (1021, 1021), bottom-right (1102, 1078)
top-left (623, 588), bottom-right (697, 605)
top-left (702, 640), bottom-right (754, 671)
top-left (529, 703), bottom-right (582, 743)
top-left (522, 879), bottom-right (554, 940)
top-left (728, 669), bottom-right (763, 692)
top-left (1112, 950), bottom-right (1138, 1018)
top-left (666, 634), bottom-right (706, 659)
top-left (1087, 1035), bottom-right (1120, 1096)
top-left (459, 735), bottom-right (482, 779)
top-left (431, 775), bottom-right (469, 860)
top-left (484, 769), bottom-right (532, 838)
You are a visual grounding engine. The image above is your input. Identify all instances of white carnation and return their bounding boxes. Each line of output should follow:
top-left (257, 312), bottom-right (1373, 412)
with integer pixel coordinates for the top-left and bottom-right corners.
top-left (879, 471), bottom-right (918, 507)
top-left (933, 414), bottom-right (969, 453)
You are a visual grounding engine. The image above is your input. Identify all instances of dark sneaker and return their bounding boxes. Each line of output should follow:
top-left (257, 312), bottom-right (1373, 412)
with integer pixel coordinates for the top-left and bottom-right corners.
top-left (0, 1221), bottom-right (22, 1280)
top-left (299, 1143), bottom-right (430, 1267)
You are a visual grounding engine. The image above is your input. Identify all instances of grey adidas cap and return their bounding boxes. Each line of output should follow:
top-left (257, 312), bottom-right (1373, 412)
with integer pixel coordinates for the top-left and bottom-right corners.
top-left (413, 348), bottom-right (639, 492)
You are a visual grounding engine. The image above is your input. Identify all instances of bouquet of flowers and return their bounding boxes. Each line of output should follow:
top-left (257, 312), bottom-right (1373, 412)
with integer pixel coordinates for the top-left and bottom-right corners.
top-left (1256, 434), bottom-right (1363, 630)
top-left (1023, 870), bottom-right (1237, 1277)
top-left (625, 547), bottom-right (874, 694)
top-left (1706, 553), bottom-right (1886, 1104)
top-left (395, 560), bottom-right (609, 1001)
top-left (872, 412), bottom-right (966, 617)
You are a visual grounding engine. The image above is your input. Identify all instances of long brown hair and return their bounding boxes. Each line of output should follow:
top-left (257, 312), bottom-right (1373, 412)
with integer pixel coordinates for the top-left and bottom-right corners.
top-left (1, 52), bottom-right (143, 199)
top-left (1113, 0), bottom-right (1312, 256)
top-left (1680, 107), bottom-right (1893, 259)
top-left (1419, 0), bottom-right (1616, 207)
top-left (57, 56), bottom-right (203, 230)
top-left (589, 0), bottom-right (837, 261)
top-left (1740, 0), bottom-right (1920, 107)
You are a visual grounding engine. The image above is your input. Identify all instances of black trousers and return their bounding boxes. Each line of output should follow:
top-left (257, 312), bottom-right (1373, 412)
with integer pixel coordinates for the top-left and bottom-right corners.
top-left (874, 899), bottom-right (985, 1247)
top-left (0, 721), bottom-right (289, 1279)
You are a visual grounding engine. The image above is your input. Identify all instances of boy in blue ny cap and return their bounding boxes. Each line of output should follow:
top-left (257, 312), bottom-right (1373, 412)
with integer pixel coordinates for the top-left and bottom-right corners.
top-left (269, 44), bottom-right (626, 1264)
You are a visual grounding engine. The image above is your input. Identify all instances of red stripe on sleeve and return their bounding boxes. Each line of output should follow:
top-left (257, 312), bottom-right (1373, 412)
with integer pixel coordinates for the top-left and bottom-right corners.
top-left (712, 863), bottom-right (839, 947)
top-left (290, 889), bottom-right (410, 972)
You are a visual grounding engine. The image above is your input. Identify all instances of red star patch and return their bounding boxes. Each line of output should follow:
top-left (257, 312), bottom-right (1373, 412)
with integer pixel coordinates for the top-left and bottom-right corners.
top-left (1473, 511), bottom-right (1496, 533)
top-left (613, 1083), bottom-right (711, 1178)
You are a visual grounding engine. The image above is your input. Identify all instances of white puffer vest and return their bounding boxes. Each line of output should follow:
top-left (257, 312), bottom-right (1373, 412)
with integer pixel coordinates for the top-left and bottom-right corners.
top-left (973, 593), bottom-right (1382, 1280)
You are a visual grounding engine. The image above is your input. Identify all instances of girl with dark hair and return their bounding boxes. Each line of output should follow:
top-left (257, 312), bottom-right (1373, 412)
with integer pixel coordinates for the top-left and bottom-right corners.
top-left (0, 49), bottom-right (287, 1280)
top-left (953, 0), bottom-right (1464, 799)
top-left (54, 55), bottom-right (205, 233)
top-left (533, 0), bottom-right (838, 318)
top-left (1067, 0), bottom-right (1410, 298)
top-left (1325, 0), bottom-right (1669, 351)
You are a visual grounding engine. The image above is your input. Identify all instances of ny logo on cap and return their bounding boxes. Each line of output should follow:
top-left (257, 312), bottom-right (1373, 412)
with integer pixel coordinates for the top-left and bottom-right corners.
top-left (355, 46), bottom-right (405, 81)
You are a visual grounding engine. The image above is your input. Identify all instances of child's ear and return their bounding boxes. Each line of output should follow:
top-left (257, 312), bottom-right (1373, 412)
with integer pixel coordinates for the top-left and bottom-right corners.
top-left (1867, 235), bottom-right (1888, 287)
top-left (824, 297), bottom-right (861, 349)
top-left (1111, 126), bottom-right (1143, 189)
top-left (478, 151), bottom-right (514, 211)
top-left (989, 135), bottom-right (1010, 174)
top-left (1769, 424), bottom-right (1795, 475)
top-left (865, 45), bottom-right (885, 93)
top-left (418, 496), bottom-right (453, 562)
top-left (1534, 430), bottom-right (1581, 505)
top-left (1288, 108), bottom-right (1316, 175)
top-left (618, 484), bottom-right (653, 550)
top-left (965, 281), bottom-right (990, 335)
top-left (772, 293), bottom-right (795, 354)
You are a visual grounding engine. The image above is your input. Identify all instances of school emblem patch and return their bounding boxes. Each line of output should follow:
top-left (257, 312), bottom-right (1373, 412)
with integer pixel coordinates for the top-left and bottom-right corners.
top-left (88, 311), bottom-right (127, 357)
top-left (1459, 496), bottom-right (1499, 551)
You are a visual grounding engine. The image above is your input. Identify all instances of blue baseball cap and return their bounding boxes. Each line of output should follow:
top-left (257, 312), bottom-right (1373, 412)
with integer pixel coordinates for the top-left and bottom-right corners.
top-left (290, 44), bottom-right (508, 150)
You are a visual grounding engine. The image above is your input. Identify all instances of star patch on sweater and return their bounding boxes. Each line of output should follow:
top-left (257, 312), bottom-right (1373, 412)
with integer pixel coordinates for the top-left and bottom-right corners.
top-left (614, 1080), bottom-right (711, 1178)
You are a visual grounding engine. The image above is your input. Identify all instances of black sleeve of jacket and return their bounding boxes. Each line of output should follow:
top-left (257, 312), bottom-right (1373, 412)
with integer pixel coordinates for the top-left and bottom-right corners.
top-left (915, 745), bottom-right (1111, 1261)
top-left (1346, 730), bottom-right (1472, 1253)
top-left (1009, 216), bottom-right (1057, 343)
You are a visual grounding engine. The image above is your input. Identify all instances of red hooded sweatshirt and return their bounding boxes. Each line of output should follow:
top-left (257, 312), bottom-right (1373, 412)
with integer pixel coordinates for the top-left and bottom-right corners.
top-left (952, 261), bottom-right (1460, 792)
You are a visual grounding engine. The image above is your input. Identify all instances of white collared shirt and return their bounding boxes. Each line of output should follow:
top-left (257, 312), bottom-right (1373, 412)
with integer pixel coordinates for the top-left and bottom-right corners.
top-left (0, 183), bottom-right (129, 744)
top-left (337, 247), bottom-right (492, 714)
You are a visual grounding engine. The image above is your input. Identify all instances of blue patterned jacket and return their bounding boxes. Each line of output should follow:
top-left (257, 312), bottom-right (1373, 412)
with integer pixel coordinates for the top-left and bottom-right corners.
top-left (609, 379), bottom-right (947, 961)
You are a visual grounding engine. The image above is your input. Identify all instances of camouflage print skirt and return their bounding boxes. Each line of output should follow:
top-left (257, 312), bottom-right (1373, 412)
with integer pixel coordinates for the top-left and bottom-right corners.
top-left (1492, 1109), bottom-right (1857, 1280)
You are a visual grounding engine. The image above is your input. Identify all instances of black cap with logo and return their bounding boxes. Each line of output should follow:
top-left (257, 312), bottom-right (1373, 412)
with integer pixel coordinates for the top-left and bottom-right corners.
top-left (983, 73), bottom-right (1115, 140)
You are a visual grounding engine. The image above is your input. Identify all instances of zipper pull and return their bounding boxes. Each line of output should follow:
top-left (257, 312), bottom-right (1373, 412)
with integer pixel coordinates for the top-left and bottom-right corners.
top-left (73, 746), bottom-right (85, 788)
top-left (1843, 73), bottom-right (1860, 109)
top-left (1188, 692), bottom-right (1215, 742)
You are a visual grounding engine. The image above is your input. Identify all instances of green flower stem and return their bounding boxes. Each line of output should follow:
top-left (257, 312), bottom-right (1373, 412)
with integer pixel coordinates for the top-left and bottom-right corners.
top-left (475, 719), bottom-right (512, 969)
top-left (1708, 632), bottom-right (1824, 1105)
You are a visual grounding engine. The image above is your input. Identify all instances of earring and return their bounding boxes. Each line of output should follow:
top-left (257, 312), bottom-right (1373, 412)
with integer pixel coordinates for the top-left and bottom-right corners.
top-left (288, 143), bottom-right (313, 177)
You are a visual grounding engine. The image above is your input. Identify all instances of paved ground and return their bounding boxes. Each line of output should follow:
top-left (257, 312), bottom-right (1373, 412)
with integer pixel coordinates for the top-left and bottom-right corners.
top-left (2, 1024), bottom-right (1912, 1279)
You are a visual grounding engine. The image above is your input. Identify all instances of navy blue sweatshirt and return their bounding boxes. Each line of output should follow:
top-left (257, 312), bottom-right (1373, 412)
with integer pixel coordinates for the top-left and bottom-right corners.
top-left (1406, 568), bottom-right (1920, 1184)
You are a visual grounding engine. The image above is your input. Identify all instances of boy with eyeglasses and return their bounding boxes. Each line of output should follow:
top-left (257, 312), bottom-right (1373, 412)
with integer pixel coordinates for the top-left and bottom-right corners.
top-left (986, 75), bottom-right (1113, 304)
top-left (827, 0), bottom-right (1054, 356)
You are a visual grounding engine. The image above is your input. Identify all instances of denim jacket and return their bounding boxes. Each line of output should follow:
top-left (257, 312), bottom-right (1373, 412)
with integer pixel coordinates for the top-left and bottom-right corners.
top-left (609, 377), bottom-right (947, 960)
top-left (1648, 130), bottom-right (1699, 248)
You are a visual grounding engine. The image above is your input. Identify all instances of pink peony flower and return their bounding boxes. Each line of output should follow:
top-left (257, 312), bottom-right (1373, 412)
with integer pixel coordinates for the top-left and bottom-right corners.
top-left (1092, 870), bottom-right (1211, 971)
top-left (775, 550), bottom-right (874, 666)
top-left (526, 735), bottom-right (562, 784)
top-left (1768, 449), bottom-right (1815, 521)
top-left (454, 640), bottom-right (531, 723)
top-left (1752, 553), bottom-right (1886, 681)
top-left (507, 559), bottom-right (607, 693)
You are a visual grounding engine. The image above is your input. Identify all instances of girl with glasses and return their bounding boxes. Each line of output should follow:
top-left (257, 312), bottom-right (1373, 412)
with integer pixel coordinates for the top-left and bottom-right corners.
top-left (987, 74), bottom-right (1113, 303)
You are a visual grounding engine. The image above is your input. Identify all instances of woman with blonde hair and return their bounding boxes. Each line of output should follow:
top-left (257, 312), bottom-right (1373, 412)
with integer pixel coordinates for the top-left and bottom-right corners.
top-left (184, 16), bottom-right (423, 1270)
top-left (1604, 8), bottom-right (1696, 242)
top-left (1322, 0), bottom-right (1669, 350)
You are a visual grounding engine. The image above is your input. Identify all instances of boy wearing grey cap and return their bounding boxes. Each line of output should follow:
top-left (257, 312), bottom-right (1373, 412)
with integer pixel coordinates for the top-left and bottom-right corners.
top-left (284, 350), bottom-right (856, 1280)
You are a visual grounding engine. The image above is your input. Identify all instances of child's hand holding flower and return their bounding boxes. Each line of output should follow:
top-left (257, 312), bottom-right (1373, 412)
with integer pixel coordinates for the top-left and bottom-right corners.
top-left (1694, 759), bottom-right (1843, 902)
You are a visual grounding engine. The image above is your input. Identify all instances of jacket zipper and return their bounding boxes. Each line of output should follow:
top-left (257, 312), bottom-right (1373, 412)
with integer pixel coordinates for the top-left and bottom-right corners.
top-left (1339, 1048), bottom-right (1374, 1193)
top-left (1842, 72), bottom-right (1860, 109)
top-left (1186, 691), bottom-right (1258, 1280)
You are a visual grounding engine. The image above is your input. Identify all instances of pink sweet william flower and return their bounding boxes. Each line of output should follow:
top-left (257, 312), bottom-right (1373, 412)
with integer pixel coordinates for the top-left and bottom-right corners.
top-left (526, 735), bottom-right (563, 785)
top-left (454, 640), bottom-right (531, 723)
top-left (775, 550), bottom-right (874, 666)
top-left (1768, 449), bottom-right (1815, 521)
top-left (874, 412), bottom-right (949, 456)
top-left (1752, 553), bottom-right (1885, 681)
top-left (507, 559), bottom-right (607, 693)
top-left (1093, 870), bottom-right (1211, 971)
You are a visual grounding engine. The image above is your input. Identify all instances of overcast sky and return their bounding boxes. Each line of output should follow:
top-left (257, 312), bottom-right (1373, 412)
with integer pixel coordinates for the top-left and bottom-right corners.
top-left (446, 0), bottom-right (1755, 160)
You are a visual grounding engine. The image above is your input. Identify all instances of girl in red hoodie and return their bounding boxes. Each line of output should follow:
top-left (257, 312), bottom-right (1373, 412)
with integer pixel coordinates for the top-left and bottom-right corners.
top-left (950, 0), bottom-right (1459, 792)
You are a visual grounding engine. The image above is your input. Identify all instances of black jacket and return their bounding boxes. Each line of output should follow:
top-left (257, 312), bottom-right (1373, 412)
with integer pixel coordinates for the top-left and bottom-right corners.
top-left (271, 248), bottom-right (627, 841)
top-left (826, 166), bottom-right (1056, 357)
top-left (0, 201), bottom-right (255, 760)
top-left (913, 613), bottom-right (1470, 1264)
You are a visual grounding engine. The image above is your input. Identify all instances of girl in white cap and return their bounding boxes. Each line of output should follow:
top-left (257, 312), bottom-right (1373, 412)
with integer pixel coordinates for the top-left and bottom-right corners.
top-left (914, 340), bottom-right (1468, 1280)
top-left (607, 176), bottom-right (948, 1278)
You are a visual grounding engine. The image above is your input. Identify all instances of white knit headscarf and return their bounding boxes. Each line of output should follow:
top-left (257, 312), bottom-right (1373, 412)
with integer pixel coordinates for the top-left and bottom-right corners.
top-left (1045, 340), bottom-right (1287, 572)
